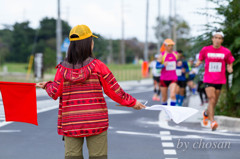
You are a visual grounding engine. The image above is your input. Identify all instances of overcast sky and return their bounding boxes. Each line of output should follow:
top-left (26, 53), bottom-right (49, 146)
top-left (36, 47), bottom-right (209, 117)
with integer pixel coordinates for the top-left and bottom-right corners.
top-left (1, 0), bottom-right (219, 42)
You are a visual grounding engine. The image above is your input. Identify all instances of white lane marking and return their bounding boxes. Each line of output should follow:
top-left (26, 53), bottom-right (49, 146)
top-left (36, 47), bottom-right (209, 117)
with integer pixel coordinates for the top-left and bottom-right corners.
top-left (162, 142), bottom-right (174, 147)
top-left (158, 111), bottom-right (240, 137)
top-left (160, 131), bottom-right (171, 135)
top-left (0, 122), bottom-right (12, 127)
top-left (37, 105), bottom-right (58, 113)
top-left (165, 158), bottom-right (178, 159)
top-left (161, 136), bottom-right (173, 141)
top-left (160, 131), bottom-right (177, 157)
top-left (163, 149), bottom-right (177, 155)
top-left (115, 130), bottom-right (240, 142)
top-left (116, 131), bottom-right (159, 137)
top-left (108, 109), bottom-right (132, 114)
top-left (0, 130), bottom-right (21, 133)
top-left (128, 88), bottom-right (153, 94)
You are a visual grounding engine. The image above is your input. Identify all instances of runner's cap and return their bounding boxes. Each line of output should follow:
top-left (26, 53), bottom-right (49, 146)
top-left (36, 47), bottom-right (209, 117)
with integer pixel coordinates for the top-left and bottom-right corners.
top-left (160, 39), bottom-right (175, 52)
top-left (69, 25), bottom-right (98, 41)
top-left (212, 31), bottom-right (224, 37)
top-left (154, 54), bottom-right (159, 58)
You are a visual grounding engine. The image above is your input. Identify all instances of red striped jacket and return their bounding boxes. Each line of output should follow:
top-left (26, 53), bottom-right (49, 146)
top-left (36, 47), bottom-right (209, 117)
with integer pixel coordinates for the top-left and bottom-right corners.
top-left (44, 58), bottom-right (136, 137)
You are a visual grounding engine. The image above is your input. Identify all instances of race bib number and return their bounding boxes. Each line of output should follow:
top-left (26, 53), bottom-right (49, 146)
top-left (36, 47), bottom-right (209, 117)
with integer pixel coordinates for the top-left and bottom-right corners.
top-left (166, 61), bottom-right (176, 71)
top-left (209, 62), bottom-right (222, 72)
top-left (156, 69), bottom-right (161, 75)
top-left (176, 69), bottom-right (182, 76)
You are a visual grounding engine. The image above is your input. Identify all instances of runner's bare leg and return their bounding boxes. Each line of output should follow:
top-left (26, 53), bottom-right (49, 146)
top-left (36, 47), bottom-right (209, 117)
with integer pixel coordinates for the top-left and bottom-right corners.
top-left (180, 87), bottom-right (185, 96)
top-left (161, 87), bottom-right (168, 103)
top-left (205, 87), bottom-right (217, 122)
top-left (169, 83), bottom-right (177, 100)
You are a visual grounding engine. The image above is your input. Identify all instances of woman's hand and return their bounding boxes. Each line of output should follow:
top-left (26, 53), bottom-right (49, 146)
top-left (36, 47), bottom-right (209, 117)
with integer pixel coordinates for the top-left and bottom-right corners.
top-left (36, 82), bottom-right (47, 89)
top-left (132, 101), bottom-right (146, 110)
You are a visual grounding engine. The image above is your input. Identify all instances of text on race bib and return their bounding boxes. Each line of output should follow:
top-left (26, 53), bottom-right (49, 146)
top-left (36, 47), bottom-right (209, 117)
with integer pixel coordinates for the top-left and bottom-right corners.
top-left (166, 61), bottom-right (176, 71)
top-left (176, 69), bottom-right (182, 76)
top-left (156, 69), bottom-right (161, 74)
top-left (209, 62), bottom-right (222, 72)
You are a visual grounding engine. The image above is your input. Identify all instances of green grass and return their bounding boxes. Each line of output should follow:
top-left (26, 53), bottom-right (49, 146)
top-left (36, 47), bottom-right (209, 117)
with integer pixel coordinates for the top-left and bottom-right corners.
top-left (107, 64), bottom-right (143, 81)
top-left (107, 64), bottom-right (142, 70)
top-left (0, 63), bottom-right (29, 73)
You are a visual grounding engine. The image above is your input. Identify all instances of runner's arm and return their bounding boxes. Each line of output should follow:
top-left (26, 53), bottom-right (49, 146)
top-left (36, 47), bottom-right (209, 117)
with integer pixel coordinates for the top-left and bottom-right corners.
top-left (227, 63), bottom-right (233, 73)
top-left (195, 60), bottom-right (202, 67)
top-left (157, 54), bottom-right (162, 63)
top-left (226, 50), bottom-right (235, 73)
top-left (196, 47), bottom-right (206, 67)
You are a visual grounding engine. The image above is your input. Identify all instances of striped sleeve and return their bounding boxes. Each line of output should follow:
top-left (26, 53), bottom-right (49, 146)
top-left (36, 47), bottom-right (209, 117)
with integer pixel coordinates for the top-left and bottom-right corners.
top-left (44, 67), bottom-right (63, 100)
top-left (97, 60), bottom-right (136, 107)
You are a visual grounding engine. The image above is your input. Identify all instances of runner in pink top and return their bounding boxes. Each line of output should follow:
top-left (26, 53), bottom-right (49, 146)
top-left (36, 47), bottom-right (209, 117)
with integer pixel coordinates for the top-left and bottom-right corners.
top-left (196, 30), bottom-right (235, 131)
top-left (199, 45), bottom-right (234, 84)
top-left (157, 39), bottom-right (178, 106)
top-left (160, 51), bottom-right (178, 81)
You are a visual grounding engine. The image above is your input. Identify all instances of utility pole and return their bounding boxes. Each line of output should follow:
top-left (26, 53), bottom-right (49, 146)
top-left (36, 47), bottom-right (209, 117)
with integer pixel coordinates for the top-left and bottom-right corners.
top-left (169, 0), bottom-right (172, 39)
top-left (56, 0), bottom-right (62, 65)
top-left (173, 0), bottom-right (177, 50)
top-left (157, 0), bottom-right (161, 54)
top-left (144, 0), bottom-right (149, 61)
top-left (120, 0), bottom-right (125, 64)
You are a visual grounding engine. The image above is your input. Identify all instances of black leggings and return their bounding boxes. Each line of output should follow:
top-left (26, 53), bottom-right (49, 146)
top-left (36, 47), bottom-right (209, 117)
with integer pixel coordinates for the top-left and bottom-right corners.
top-left (197, 81), bottom-right (208, 104)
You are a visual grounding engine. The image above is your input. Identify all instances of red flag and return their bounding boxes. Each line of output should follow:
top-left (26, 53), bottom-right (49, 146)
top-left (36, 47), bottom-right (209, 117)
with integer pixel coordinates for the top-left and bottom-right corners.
top-left (0, 81), bottom-right (38, 126)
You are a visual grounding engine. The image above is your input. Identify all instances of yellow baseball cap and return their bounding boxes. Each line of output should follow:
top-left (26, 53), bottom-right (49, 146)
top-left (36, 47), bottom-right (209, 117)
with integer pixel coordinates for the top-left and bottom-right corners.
top-left (69, 25), bottom-right (98, 41)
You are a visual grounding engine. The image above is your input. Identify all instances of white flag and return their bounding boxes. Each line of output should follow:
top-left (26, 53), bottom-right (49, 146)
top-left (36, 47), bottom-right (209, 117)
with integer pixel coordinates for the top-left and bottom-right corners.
top-left (145, 105), bottom-right (198, 124)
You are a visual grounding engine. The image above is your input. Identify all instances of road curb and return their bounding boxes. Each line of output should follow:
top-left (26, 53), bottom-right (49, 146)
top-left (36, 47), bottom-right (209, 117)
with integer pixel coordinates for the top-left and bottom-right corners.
top-left (188, 95), bottom-right (240, 132)
top-left (215, 115), bottom-right (240, 132)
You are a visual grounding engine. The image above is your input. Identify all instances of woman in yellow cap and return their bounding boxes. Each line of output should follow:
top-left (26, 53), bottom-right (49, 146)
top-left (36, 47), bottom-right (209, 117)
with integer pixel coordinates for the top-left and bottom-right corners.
top-left (156, 39), bottom-right (178, 106)
top-left (36, 24), bottom-right (146, 159)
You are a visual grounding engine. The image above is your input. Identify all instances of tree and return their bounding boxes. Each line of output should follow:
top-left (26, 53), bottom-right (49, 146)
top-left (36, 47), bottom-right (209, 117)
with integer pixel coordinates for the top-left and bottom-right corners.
top-left (38, 17), bottom-right (71, 41)
top-left (191, 0), bottom-right (240, 117)
top-left (6, 21), bottom-right (35, 62)
top-left (153, 16), bottom-right (191, 53)
top-left (92, 33), bottom-right (108, 62)
top-left (35, 17), bottom-right (71, 69)
top-left (0, 28), bottom-right (13, 64)
top-left (215, 0), bottom-right (240, 116)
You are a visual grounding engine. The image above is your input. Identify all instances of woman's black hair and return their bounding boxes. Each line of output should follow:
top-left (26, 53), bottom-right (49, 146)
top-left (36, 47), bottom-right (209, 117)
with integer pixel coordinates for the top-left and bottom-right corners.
top-left (67, 34), bottom-right (93, 66)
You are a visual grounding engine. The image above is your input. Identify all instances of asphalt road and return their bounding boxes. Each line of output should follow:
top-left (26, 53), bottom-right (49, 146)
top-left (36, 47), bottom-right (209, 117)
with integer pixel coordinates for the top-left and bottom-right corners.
top-left (0, 82), bottom-right (240, 159)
